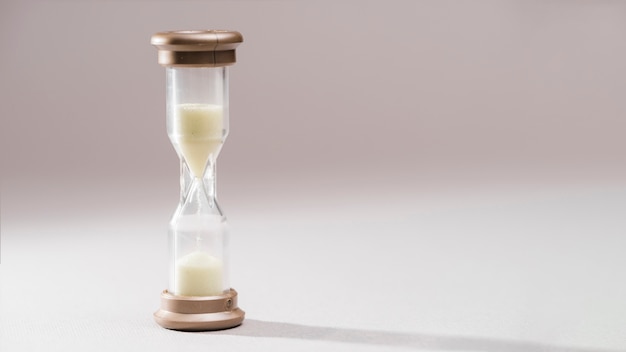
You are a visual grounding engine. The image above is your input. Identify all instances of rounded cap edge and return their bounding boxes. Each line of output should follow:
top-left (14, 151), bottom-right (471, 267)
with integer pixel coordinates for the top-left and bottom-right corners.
top-left (151, 30), bottom-right (243, 67)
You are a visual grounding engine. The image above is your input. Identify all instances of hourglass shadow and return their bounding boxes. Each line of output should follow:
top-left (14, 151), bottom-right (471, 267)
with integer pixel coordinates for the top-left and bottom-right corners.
top-left (212, 319), bottom-right (621, 352)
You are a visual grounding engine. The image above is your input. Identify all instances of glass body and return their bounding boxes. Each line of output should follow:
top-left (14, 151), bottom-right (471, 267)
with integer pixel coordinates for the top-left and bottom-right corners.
top-left (166, 67), bottom-right (230, 296)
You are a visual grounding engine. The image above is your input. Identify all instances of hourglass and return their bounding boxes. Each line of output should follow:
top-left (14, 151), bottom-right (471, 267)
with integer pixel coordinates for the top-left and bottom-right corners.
top-left (151, 30), bottom-right (244, 331)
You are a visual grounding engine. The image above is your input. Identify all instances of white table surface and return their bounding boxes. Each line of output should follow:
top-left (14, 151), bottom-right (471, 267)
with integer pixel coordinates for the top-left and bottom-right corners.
top-left (2, 181), bottom-right (625, 352)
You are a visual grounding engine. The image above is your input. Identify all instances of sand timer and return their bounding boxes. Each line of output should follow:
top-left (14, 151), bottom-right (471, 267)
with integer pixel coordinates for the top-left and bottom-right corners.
top-left (151, 30), bottom-right (244, 331)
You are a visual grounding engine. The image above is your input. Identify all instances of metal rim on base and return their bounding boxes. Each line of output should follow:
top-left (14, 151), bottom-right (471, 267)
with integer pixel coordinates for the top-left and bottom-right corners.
top-left (154, 288), bottom-right (245, 331)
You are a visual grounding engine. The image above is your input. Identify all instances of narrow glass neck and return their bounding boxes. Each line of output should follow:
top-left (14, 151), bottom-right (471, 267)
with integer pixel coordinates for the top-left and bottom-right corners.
top-left (181, 157), bottom-right (220, 210)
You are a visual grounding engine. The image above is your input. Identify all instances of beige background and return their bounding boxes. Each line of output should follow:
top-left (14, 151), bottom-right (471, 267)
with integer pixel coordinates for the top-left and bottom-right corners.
top-left (2, 0), bottom-right (625, 206)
